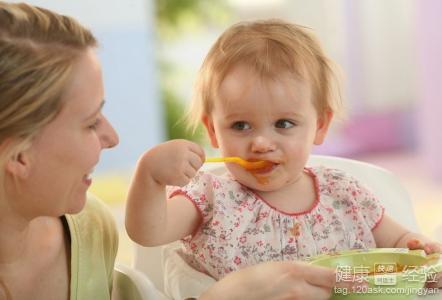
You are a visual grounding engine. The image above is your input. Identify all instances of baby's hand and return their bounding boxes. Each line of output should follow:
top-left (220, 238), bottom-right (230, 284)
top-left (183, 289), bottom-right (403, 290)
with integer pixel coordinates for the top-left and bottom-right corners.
top-left (407, 239), bottom-right (442, 288)
top-left (142, 139), bottom-right (205, 187)
top-left (407, 239), bottom-right (442, 254)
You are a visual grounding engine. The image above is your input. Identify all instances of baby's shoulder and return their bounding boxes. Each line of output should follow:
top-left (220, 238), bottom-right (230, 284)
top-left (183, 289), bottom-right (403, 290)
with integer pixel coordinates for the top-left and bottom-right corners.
top-left (309, 165), bottom-right (376, 203)
top-left (309, 165), bottom-right (366, 195)
top-left (309, 165), bottom-right (356, 185)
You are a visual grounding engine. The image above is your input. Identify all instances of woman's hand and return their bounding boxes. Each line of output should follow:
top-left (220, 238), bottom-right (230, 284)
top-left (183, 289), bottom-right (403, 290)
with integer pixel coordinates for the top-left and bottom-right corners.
top-left (200, 260), bottom-right (363, 300)
top-left (141, 139), bottom-right (205, 187)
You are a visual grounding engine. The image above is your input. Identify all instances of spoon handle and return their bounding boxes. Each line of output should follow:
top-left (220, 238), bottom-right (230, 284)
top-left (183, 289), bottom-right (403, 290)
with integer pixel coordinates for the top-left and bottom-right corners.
top-left (205, 157), bottom-right (238, 163)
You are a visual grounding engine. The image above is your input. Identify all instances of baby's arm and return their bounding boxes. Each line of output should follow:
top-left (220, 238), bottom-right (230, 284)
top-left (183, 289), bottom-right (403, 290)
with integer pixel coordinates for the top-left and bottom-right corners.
top-left (373, 214), bottom-right (442, 288)
top-left (373, 214), bottom-right (441, 253)
top-left (125, 139), bottom-right (205, 246)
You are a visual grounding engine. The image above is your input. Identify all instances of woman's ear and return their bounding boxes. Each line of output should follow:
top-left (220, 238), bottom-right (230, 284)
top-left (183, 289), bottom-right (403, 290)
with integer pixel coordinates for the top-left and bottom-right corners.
top-left (5, 149), bottom-right (31, 179)
top-left (314, 110), bottom-right (333, 145)
top-left (202, 115), bottom-right (219, 148)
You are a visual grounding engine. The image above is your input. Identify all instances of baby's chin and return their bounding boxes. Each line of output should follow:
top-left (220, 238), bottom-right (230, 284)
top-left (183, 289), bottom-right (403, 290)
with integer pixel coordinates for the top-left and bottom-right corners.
top-left (234, 175), bottom-right (284, 192)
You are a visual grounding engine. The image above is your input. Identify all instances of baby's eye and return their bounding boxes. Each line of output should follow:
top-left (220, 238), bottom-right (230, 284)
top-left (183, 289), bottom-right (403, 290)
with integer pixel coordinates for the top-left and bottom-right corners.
top-left (275, 119), bottom-right (295, 129)
top-left (231, 121), bottom-right (251, 131)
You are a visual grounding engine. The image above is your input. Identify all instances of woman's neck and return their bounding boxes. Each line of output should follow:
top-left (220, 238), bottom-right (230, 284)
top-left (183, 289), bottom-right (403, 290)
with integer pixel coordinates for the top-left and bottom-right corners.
top-left (0, 212), bottom-right (32, 266)
top-left (0, 213), bottom-right (70, 300)
top-left (0, 213), bottom-right (64, 267)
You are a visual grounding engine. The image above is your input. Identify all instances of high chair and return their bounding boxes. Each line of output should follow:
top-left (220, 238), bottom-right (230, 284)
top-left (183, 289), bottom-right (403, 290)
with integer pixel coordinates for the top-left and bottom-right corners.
top-left (129, 154), bottom-right (419, 300)
top-left (112, 264), bottom-right (169, 300)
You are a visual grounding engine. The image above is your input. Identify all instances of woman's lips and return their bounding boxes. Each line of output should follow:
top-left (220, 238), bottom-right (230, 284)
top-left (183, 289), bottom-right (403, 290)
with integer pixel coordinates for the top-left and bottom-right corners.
top-left (83, 170), bottom-right (93, 186)
top-left (83, 175), bottom-right (92, 186)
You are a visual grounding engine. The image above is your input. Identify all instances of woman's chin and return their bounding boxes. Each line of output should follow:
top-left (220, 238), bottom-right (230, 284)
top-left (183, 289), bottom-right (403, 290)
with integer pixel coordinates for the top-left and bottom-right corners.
top-left (66, 195), bottom-right (88, 214)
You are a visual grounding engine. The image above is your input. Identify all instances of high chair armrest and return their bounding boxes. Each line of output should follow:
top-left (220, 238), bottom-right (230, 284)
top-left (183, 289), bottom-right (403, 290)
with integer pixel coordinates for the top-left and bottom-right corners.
top-left (112, 263), bottom-right (170, 300)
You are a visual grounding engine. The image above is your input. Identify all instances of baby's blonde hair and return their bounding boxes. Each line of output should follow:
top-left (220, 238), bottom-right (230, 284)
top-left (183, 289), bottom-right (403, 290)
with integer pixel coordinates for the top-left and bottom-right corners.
top-left (0, 2), bottom-right (97, 186)
top-left (187, 19), bottom-right (342, 132)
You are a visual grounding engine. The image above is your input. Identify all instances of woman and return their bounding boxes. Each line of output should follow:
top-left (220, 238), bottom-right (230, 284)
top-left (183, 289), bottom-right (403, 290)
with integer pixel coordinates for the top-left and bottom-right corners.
top-left (0, 2), bottom-right (342, 299)
top-left (0, 2), bottom-right (119, 299)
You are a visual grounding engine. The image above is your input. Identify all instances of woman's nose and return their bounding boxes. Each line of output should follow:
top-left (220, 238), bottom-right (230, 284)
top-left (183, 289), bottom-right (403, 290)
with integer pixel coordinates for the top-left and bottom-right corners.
top-left (251, 135), bottom-right (276, 153)
top-left (100, 117), bottom-right (119, 149)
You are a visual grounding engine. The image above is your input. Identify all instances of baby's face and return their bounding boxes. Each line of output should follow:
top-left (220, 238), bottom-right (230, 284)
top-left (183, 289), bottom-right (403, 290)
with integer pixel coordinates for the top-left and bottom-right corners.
top-left (204, 64), bottom-right (331, 192)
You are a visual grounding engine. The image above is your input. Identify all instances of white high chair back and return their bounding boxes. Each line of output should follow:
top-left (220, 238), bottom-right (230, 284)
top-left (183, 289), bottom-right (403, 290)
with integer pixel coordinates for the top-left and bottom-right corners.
top-left (131, 154), bottom-right (419, 297)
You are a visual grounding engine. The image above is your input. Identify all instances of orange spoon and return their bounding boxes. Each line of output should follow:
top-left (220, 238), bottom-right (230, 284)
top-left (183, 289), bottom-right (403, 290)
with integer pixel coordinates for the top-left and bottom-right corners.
top-left (205, 157), bottom-right (272, 170)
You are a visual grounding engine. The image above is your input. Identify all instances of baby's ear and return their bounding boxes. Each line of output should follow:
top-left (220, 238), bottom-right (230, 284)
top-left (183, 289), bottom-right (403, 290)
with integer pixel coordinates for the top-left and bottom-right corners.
top-left (202, 115), bottom-right (219, 148)
top-left (314, 110), bottom-right (333, 145)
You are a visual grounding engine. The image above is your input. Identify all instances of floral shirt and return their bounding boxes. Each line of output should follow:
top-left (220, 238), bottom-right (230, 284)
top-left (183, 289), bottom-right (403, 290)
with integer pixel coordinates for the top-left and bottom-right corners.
top-left (168, 166), bottom-right (384, 280)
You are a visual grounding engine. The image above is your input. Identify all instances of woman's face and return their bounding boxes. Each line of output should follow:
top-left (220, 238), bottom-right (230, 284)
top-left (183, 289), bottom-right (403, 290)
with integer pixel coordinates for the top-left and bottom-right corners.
top-left (11, 48), bottom-right (119, 218)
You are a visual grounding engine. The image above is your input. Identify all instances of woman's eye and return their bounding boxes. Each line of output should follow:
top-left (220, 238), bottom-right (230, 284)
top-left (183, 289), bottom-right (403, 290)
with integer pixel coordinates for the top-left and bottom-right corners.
top-left (231, 121), bottom-right (251, 131)
top-left (275, 119), bottom-right (295, 129)
top-left (88, 119), bottom-right (101, 130)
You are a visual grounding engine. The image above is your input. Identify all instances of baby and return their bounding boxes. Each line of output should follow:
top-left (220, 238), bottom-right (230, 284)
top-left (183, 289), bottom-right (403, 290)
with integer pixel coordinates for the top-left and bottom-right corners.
top-left (126, 19), bottom-right (441, 282)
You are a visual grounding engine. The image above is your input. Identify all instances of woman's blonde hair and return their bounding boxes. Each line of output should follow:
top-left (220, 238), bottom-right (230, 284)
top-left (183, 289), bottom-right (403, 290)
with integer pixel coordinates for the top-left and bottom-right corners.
top-left (0, 2), bottom-right (97, 177)
top-left (187, 19), bottom-right (342, 131)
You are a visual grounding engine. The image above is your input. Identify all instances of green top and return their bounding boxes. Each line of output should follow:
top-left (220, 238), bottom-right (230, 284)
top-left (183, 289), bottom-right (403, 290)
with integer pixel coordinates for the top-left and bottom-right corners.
top-left (64, 194), bottom-right (118, 300)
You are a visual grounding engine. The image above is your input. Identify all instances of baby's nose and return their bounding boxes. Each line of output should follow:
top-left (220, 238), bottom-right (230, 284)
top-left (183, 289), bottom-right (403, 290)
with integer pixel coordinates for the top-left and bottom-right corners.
top-left (251, 136), bottom-right (276, 153)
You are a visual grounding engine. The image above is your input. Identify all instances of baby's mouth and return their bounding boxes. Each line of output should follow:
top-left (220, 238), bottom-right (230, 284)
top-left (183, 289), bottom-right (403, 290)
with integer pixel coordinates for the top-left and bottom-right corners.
top-left (250, 162), bottom-right (279, 174)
